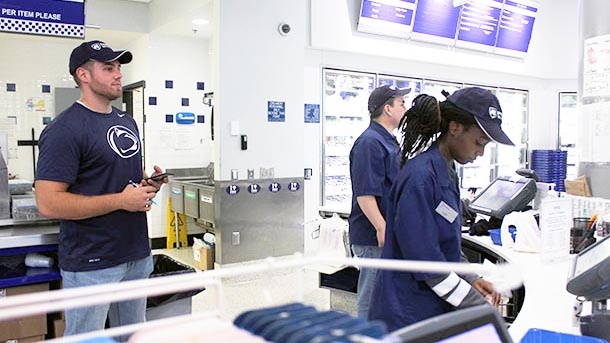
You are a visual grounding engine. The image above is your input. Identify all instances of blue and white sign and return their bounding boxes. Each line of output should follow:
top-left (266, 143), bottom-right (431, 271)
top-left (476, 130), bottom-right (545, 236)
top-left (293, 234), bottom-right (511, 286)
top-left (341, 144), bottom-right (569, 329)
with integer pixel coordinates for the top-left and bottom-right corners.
top-left (269, 182), bottom-right (282, 193)
top-left (288, 182), bottom-right (301, 192)
top-left (267, 101), bottom-right (285, 122)
top-left (226, 184), bottom-right (240, 195)
top-left (176, 112), bottom-right (196, 124)
top-left (304, 104), bottom-right (320, 123)
top-left (0, 0), bottom-right (85, 38)
top-left (248, 184), bottom-right (261, 194)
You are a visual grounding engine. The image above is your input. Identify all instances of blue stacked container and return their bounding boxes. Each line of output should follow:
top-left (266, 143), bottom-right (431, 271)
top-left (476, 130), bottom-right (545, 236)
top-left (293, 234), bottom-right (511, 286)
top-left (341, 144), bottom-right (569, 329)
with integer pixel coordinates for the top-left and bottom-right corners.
top-left (531, 150), bottom-right (568, 192)
top-left (520, 328), bottom-right (608, 343)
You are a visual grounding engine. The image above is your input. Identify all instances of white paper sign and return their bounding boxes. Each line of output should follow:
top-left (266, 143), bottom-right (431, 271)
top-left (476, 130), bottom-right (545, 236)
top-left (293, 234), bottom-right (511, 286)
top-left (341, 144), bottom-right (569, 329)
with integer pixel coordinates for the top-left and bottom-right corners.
top-left (540, 197), bottom-right (573, 262)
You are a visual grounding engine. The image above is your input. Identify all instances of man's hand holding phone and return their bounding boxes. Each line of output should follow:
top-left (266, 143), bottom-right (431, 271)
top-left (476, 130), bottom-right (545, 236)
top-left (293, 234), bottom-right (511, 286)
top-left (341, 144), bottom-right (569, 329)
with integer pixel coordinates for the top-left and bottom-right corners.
top-left (148, 172), bottom-right (173, 182)
top-left (142, 165), bottom-right (171, 192)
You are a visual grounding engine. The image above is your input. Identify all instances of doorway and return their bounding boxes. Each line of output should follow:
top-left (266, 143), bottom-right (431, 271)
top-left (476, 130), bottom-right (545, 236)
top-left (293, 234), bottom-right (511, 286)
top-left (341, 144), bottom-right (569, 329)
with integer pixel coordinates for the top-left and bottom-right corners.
top-left (123, 81), bottom-right (146, 167)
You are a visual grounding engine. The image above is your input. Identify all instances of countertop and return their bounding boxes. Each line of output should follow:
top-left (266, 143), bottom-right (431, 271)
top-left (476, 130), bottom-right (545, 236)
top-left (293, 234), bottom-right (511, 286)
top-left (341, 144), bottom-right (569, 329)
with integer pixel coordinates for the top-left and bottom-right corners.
top-left (463, 234), bottom-right (580, 342)
top-left (0, 220), bottom-right (59, 249)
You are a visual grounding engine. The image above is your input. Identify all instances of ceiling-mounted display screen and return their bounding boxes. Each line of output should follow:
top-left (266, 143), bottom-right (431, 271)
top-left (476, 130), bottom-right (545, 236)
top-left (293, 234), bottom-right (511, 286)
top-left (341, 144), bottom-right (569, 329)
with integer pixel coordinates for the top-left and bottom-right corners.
top-left (357, 0), bottom-right (417, 39)
top-left (456, 0), bottom-right (504, 52)
top-left (411, 0), bottom-right (461, 45)
top-left (495, 0), bottom-right (538, 57)
top-left (357, 0), bottom-right (539, 58)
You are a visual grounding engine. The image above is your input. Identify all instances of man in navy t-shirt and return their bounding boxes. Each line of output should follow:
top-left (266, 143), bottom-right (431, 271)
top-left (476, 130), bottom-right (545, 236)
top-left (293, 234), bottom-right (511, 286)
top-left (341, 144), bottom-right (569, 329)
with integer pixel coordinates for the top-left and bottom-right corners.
top-left (35, 40), bottom-right (169, 338)
top-left (348, 85), bottom-right (409, 319)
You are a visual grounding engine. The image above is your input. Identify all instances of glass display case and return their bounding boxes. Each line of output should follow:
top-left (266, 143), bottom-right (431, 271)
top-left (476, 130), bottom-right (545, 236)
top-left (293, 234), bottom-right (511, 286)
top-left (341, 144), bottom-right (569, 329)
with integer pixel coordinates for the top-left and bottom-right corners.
top-left (321, 68), bottom-right (529, 209)
top-left (322, 70), bottom-right (376, 208)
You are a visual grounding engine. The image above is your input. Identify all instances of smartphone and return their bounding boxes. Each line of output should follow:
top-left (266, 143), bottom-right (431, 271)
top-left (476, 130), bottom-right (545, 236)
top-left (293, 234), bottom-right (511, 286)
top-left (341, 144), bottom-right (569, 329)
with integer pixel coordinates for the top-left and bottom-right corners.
top-left (147, 172), bottom-right (173, 182)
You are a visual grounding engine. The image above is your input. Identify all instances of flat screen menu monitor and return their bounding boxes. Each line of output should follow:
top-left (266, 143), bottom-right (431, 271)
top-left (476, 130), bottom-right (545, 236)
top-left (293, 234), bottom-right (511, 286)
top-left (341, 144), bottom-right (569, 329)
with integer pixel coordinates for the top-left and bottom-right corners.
top-left (567, 234), bottom-right (610, 300)
top-left (358, 0), bottom-right (539, 57)
top-left (357, 0), bottom-right (417, 38)
top-left (468, 176), bottom-right (537, 219)
top-left (388, 304), bottom-right (513, 343)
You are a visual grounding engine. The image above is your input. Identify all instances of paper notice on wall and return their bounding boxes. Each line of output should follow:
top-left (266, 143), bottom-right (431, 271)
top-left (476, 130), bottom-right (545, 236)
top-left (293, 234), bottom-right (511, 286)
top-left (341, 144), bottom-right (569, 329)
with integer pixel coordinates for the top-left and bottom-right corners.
top-left (0, 116), bottom-right (18, 159)
top-left (156, 127), bottom-right (199, 151)
top-left (158, 128), bottom-right (173, 149)
top-left (579, 102), bottom-right (610, 162)
top-left (540, 197), bottom-right (573, 262)
top-left (173, 126), bottom-right (196, 150)
top-left (583, 34), bottom-right (610, 98)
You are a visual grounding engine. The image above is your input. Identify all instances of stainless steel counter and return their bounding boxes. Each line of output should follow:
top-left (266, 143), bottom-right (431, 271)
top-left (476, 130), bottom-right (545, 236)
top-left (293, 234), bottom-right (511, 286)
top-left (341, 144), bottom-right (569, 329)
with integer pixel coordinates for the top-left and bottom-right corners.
top-left (0, 219), bottom-right (59, 249)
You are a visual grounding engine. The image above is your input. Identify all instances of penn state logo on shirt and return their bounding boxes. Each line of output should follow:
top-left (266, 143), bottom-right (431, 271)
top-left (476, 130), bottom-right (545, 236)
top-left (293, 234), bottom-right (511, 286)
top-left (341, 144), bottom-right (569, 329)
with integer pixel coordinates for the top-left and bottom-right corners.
top-left (107, 125), bottom-right (140, 158)
top-left (488, 107), bottom-right (502, 120)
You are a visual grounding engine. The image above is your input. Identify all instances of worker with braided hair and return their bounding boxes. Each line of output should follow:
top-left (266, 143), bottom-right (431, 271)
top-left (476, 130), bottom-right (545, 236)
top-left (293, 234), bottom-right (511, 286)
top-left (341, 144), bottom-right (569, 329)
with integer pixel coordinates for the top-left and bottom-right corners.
top-left (369, 87), bottom-right (513, 331)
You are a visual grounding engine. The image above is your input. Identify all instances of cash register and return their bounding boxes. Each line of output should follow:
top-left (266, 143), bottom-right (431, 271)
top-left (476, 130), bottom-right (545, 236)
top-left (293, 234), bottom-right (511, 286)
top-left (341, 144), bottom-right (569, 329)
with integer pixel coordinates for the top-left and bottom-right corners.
top-left (468, 174), bottom-right (537, 219)
top-left (567, 234), bottom-right (610, 340)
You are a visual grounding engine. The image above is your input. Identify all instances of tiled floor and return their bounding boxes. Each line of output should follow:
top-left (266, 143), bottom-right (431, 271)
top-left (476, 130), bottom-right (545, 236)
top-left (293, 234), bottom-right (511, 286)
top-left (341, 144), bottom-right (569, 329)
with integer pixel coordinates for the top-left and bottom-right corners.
top-left (152, 248), bottom-right (333, 322)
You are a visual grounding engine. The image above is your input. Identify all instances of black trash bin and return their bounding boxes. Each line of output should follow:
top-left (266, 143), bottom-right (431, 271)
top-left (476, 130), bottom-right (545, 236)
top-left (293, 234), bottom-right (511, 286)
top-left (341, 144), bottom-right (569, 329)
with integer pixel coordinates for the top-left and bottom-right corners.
top-left (146, 254), bottom-right (205, 320)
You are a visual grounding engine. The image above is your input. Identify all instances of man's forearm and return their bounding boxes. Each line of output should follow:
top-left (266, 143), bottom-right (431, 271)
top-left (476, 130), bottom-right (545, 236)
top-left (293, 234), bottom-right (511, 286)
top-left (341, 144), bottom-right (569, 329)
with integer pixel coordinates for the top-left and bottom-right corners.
top-left (357, 195), bottom-right (385, 232)
top-left (37, 191), bottom-right (124, 220)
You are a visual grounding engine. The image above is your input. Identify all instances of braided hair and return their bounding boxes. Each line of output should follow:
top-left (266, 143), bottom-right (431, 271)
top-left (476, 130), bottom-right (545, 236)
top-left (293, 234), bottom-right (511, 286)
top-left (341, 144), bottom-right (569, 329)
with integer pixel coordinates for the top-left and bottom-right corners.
top-left (398, 93), bottom-right (477, 167)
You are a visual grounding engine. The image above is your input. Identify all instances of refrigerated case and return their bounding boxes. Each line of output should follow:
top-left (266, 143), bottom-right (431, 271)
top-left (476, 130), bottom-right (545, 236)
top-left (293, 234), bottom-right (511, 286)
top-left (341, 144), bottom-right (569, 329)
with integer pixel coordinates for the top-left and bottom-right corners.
top-left (322, 70), bottom-right (376, 209)
top-left (321, 69), bottom-right (529, 209)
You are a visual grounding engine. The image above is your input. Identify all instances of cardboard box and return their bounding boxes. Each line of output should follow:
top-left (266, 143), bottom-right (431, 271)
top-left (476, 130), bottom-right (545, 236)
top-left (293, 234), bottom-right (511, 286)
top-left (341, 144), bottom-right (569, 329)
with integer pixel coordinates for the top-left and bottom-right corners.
top-left (0, 283), bottom-right (49, 341)
top-left (193, 246), bottom-right (213, 270)
top-left (53, 319), bottom-right (66, 338)
top-left (13, 335), bottom-right (46, 342)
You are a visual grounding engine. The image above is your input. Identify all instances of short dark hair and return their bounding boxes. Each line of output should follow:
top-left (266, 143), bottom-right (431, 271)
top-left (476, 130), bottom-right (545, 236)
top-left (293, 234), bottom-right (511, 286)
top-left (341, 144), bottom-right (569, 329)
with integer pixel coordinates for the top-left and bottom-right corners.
top-left (72, 60), bottom-right (94, 86)
top-left (371, 97), bottom-right (396, 119)
top-left (398, 94), bottom-right (476, 167)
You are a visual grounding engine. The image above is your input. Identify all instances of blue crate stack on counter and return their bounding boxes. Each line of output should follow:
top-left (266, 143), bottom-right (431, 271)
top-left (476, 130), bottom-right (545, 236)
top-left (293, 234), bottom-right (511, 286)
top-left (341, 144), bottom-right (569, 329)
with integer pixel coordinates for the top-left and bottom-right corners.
top-left (531, 149), bottom-right (568, 192)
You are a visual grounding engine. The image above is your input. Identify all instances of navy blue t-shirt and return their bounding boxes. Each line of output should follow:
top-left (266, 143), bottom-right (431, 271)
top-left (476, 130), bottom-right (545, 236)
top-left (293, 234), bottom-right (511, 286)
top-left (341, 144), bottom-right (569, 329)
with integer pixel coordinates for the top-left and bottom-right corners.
top-left (36, 102), bottom-right (150, 272)
top-left (348, 121), bottom-right (400, 246)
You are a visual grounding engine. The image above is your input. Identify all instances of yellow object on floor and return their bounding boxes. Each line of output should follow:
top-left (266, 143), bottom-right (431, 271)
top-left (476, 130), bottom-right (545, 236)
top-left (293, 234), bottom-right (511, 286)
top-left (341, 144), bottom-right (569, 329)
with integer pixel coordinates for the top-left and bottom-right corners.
top-left (166, 197), bottom-right (188, 249)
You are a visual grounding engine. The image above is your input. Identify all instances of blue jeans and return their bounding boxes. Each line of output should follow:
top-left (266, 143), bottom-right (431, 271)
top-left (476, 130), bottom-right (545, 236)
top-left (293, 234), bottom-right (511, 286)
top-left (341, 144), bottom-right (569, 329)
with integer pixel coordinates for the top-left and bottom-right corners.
top-left (61, 255), bottom-right (153, 340)
top-left (352, 244), bottom-right (382, 319)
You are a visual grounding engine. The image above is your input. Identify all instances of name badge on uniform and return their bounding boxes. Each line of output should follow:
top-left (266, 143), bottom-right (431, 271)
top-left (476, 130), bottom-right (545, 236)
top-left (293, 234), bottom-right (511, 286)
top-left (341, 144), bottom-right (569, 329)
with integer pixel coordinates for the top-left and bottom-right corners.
top-left (436, 201), bottom-right (458, 223)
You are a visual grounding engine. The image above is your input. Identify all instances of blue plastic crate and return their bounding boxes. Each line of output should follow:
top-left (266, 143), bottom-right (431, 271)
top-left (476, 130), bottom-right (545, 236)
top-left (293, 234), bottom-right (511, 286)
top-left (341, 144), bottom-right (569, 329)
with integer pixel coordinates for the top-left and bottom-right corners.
top-left (489, 229), bottom-right (502, 245)
top-left (488, 228), bottom-right (516, 246)
top-left (520, 328), bottom-right (608, 343)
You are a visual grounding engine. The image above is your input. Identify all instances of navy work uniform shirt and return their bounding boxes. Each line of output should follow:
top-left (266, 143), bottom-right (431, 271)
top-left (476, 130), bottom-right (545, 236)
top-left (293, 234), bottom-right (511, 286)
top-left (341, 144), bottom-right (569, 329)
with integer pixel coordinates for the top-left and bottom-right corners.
top-left (369, 143), bottom-right (463, 331)
top-left (348, 120), bottom-right (400, 246)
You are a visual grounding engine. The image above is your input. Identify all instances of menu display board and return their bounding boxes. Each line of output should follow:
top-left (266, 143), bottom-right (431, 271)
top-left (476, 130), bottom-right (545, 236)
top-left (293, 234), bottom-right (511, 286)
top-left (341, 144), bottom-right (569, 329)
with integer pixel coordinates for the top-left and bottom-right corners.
top-left (357, 0), bottom-right (417, 38)
top-left (357, 0), bottom-right (539, 57)
top-left (456, 0), bottom-right (504, 52)
top-left (411, 0), bottom-right (461, 45)
top-left (495, 0), bottom-right (538, 57)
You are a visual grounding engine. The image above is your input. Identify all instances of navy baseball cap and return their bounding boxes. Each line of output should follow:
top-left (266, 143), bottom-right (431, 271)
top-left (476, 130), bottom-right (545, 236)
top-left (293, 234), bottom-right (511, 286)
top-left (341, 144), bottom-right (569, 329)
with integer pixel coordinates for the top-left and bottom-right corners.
top-left (69, 40), bottom-right (132, 75)
top-left (446, 87), bottom-right (515, 146)
top-left (368, 85), bottom-right (411, 114)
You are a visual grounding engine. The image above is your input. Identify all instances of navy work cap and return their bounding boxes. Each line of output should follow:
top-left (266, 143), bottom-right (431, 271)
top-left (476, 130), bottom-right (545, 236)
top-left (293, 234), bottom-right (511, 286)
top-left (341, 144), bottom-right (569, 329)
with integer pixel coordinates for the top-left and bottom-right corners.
top-left (446, 87), bottom-right (515, 146)
top-left (368, 85), bottom-right (411, 114)
top-left (69, 40), bottom-right (132, 75)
